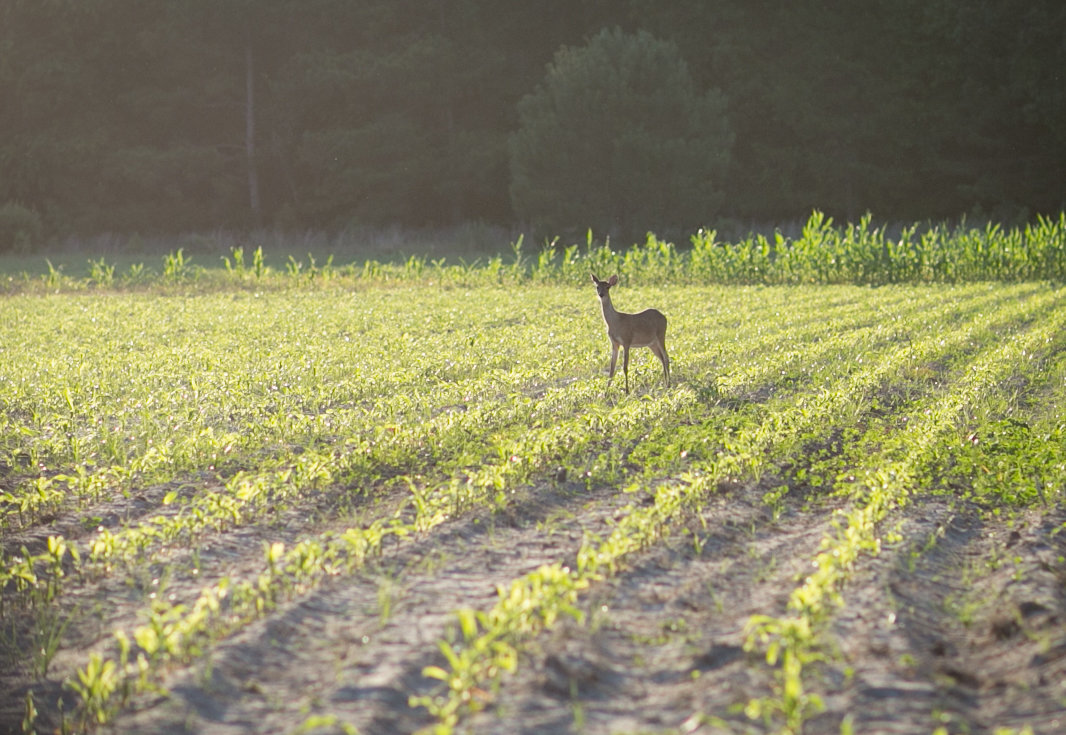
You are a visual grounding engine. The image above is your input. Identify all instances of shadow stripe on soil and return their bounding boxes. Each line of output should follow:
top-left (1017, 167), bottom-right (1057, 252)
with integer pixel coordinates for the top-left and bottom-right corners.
top-left (461, 484), bottom-right (845, 734)
top-left (824, 498), bottom-right (1066, 735)
top-left (2, 281), bottom-right (1048, 733)
top-left (97, 478), bottom-right (655, 735)
top-left (420, 286), bottom-right (1060, 733)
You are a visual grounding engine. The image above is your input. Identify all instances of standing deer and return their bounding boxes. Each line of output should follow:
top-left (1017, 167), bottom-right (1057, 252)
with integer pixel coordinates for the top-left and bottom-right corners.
top-left (590, 273), bottom-right (670, 393)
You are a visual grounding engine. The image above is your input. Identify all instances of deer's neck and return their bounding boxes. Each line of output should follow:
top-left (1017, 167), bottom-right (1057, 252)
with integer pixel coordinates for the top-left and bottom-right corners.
top-left (599, 294), bottom-right (619, 324)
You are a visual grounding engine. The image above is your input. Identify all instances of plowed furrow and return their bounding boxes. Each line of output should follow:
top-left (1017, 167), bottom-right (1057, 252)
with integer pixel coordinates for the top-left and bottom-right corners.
top-left (101, 482), bottom-right (635, 735)
top-left (825, 500), bottom-right (1066, 735)
top-left (462, 487), bottom-right (840, 733)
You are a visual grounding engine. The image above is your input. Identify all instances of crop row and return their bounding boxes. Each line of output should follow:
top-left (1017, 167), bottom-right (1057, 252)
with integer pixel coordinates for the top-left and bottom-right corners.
top-left (0, 283), bottom-right (1006, 599)
top-left (743, 291), bottom-right (1066, 732)
top-left (2, 281), bottom-right (1061, 733)
top-left (42, 373), bottom-right (705, 723)
top-left (0, 280), bottom-right (921, 525)
top-left (408, 285), bottom-right (1065, 731)
top-left (2, 212), bottom-right (1064, 297)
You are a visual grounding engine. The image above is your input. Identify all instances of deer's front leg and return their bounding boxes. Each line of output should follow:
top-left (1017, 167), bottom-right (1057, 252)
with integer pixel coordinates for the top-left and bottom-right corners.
top-left (607, 340), bottom-right (620, 385)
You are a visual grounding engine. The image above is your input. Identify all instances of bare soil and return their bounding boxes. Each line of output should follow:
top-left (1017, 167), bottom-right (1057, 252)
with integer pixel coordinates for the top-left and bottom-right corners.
top-left (3, 471), bottom-right (1066, 735)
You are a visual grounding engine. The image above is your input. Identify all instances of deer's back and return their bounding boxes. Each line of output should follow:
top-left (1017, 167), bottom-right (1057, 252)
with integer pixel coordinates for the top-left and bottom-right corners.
top-left (636, 308), bottom-right (667, 331)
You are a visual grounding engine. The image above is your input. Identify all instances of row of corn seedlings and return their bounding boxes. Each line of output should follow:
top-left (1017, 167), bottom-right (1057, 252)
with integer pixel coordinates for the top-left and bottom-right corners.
top-left (2, 211), bottom-right (1064, 297)
top-left (410, 283), bottom-right (1058, 731)
top-left (741, 290), bottom-right (1066, 733)
top-left (4, 281), bottom-right (1059, 732)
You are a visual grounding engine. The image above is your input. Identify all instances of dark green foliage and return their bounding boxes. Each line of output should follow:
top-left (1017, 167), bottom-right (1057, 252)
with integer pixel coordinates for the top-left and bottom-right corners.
top-left (0, 203), bottom-right (43, 253)
top-left (939, 420), bottom-right (1066, 507)
top-left (0, 1), bottom-right (1063, 235)
top-left (509, 28), bottom-right (732, 240)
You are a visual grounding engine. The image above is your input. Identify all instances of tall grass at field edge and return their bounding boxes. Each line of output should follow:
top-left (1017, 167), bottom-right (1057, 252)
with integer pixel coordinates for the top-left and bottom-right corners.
top-left (1, 211), bottom-right (1063, 292)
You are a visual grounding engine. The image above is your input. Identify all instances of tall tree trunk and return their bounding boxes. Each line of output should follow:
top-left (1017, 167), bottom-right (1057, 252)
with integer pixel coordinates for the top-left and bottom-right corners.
top-left (245, 36), bottom-right (261, 226)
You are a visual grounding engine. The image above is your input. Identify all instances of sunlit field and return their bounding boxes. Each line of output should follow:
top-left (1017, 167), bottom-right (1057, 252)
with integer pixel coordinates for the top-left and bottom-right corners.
top-left (2, 217), bottom-right (1065, 734)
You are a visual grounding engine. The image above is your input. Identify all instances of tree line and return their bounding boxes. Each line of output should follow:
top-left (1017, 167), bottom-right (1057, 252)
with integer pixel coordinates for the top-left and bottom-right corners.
top-left (1, 0), bottom-right (1063, 244)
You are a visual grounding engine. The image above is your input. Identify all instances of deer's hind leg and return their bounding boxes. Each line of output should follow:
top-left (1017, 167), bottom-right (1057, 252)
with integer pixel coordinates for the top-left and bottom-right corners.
top-left (651, 340), bottom-right (670, 387)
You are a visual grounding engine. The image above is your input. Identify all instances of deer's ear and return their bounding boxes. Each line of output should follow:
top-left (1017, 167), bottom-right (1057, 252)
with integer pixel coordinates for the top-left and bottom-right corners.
top-left (608, 275), bottom-right (618, 286)
top-left (590, 273), bottom-right (599, 284)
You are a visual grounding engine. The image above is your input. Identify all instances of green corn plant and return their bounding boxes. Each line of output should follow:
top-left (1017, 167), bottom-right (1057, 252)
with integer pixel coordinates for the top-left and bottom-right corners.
top-left (66, 652), bottom-right (122, 725)
top-left (87, 257), bottom-right (115, 287)
top-left (223, 245), bottom-right (246, 275)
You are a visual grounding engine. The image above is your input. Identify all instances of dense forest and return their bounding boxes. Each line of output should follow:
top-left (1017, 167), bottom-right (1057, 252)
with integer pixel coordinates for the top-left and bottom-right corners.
top-left (1, 0), bottom-right (1064, 243)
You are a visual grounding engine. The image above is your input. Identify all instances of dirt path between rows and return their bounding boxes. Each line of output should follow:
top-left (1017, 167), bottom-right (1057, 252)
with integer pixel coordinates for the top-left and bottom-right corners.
top-left (98, 479), bottom-right (668, 734)
top-left (84, 473), bottom-right (837, 735)
top-left (464, 484), bottom-right (841, 734)
top-left (824, 498), bottom-right (1066, 735)
top-left (0, 471), bottom-right (413, 734)
top-left (5, 477), bottom-right (1065, 734)
top-left (464, 495), bottom-right (1066, 735)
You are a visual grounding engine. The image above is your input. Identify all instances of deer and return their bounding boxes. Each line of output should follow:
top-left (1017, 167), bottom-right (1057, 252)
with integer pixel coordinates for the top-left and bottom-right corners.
top-left (590, 273), bottom-right (670, 394)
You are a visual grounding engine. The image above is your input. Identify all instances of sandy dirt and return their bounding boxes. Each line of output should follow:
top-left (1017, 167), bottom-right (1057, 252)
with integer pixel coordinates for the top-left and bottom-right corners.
top-left (3, 468), bottom-right (1066, 735)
